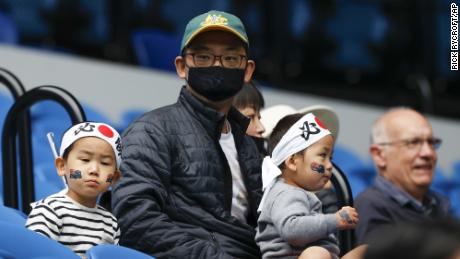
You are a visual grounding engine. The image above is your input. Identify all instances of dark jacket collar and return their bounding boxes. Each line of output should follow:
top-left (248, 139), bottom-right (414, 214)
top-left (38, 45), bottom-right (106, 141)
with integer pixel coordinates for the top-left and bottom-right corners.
top-left (178, 86), bottom-right (250, 140)
top-left (374, 176), bottom-right (438, 213)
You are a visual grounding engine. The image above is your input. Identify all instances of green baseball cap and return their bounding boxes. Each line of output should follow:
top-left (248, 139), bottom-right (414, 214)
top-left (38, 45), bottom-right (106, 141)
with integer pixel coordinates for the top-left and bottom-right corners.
top-left (180, 10), bottom-right (249, 52)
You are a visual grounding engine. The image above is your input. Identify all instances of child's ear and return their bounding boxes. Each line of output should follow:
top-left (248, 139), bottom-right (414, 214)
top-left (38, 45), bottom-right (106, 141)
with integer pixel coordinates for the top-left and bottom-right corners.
top-left (55, 157), bottom-right (67, 176)
top-left (285, 155), bottom-right (297, 172)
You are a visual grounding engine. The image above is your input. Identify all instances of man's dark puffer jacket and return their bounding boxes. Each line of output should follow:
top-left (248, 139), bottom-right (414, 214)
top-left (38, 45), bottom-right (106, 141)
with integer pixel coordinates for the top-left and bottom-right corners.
top-left (112, 87), bottom-right (263, 259)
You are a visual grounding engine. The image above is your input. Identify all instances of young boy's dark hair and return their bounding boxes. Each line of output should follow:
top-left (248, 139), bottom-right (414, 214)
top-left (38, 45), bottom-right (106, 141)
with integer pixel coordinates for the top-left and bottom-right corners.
top-left (233, 81), bottom-right (265, 111)
top-left (234, 80), bottom-right (267, 154)
top-left (267, 113), bottom-right (304, 156)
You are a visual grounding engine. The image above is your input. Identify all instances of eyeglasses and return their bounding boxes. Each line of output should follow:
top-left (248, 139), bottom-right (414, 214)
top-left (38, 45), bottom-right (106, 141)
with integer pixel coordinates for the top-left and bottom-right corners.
top-left (376, 137), bottom-right (442, 151)
top-left (184, 52), bottom-right (248, 68)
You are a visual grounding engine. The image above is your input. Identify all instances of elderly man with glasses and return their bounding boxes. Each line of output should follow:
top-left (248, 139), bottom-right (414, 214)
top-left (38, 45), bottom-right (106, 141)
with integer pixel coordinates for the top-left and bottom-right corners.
top-left (354, 107), bottom-right (451, 245)
top-left (112, 10), bottom-right (262, 259)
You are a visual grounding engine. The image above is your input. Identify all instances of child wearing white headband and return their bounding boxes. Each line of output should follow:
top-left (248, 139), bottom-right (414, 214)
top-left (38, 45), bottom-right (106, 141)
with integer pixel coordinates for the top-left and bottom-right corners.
top-left (255, 113), bottom-right (366, 259)
top-left (26, 122), bottom-right (122, 258)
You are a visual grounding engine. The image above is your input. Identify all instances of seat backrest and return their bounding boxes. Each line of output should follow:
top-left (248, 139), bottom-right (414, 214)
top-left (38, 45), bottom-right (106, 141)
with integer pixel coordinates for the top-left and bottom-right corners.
top-left (0, 205), bottom-right (27, 225)
top-left (0, 221), bottom-right (80, 258)
top-left (332, 144), bottom-right (365, 173)
top-left (86, 244), bottom-right (154, 259)
top-left (0, 11), bottom-right (18, 44)
top-left (132, 29), bottom-right (181, 72)
top-left (330, 163), bottom-right (355, 254)
top-left (0, 93), bottom-right (14, 201)
top-left (117, 109), bottom-right (147, 133)
top-left (325, 2), bottom-right (387, 70)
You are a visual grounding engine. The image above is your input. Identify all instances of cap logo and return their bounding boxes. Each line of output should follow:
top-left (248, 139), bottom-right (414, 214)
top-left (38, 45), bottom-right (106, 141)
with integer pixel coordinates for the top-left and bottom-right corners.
top-left (200, 14), bottom-right (228, 27)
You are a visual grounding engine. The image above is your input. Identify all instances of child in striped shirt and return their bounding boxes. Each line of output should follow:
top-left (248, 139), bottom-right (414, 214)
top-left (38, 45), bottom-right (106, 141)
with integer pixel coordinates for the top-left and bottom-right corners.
top-left (26, 122), bottom-right (122, 258)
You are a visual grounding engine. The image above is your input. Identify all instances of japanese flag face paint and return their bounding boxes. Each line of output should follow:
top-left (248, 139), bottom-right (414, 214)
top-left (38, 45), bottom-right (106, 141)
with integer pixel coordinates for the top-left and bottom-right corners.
top-left (310, 162), bottom-right (325, 174)
top-left (106, 175), bottom-right (114, 183)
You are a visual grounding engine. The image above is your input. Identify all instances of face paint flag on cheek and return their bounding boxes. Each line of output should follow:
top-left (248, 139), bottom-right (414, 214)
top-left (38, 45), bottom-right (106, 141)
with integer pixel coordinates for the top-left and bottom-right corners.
top-left (258, 113), bottom-right (331, 212)
top-left (69, 169), bottom-right (82, 179)
top-left (311, 162), bottom-right (325, 174)
top-left (106, 175), bottom-right (113, 183)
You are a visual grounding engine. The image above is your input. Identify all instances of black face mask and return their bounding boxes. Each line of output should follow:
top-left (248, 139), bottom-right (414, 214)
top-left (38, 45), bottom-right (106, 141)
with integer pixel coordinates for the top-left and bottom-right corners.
top-left (250, 136), bottom-right (268, 156)
top-left (187, 66), bottom-right (245, 101)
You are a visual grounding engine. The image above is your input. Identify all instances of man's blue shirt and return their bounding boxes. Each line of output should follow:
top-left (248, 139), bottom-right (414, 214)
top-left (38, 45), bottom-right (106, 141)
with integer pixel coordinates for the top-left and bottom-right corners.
top-left (354, 176), bottom-right (451, 244)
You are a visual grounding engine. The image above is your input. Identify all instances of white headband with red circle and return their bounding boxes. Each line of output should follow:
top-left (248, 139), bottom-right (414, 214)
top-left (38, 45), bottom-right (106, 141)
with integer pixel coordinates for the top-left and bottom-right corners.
top-left (59, 122), bottom-right (122, 168)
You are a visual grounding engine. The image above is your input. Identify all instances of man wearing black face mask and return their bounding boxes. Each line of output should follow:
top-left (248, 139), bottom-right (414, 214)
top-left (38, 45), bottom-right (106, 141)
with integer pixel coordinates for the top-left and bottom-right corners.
top-left (112, 10), bottom-right (262, 259)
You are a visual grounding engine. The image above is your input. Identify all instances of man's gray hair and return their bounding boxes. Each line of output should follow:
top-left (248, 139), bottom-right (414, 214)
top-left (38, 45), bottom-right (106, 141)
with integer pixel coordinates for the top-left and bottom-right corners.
top-left (370, 107), bottom-right (413, 144)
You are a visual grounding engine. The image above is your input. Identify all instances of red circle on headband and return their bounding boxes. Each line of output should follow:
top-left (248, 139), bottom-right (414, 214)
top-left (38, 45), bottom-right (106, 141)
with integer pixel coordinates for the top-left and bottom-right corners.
top-left (315, 117), bottom-right (327, 130)
top-left (98, 125), bottom-right (114, 138)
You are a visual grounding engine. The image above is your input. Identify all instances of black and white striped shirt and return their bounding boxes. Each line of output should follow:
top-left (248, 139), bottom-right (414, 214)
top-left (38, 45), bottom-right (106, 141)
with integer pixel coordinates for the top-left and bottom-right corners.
top-left (26, 194), bottom-right (120, 258)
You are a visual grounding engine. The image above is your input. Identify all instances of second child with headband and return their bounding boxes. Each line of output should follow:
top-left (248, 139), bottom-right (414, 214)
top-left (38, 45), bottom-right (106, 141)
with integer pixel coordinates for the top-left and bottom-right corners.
top-left (255, 113), bottom-right (367, 259)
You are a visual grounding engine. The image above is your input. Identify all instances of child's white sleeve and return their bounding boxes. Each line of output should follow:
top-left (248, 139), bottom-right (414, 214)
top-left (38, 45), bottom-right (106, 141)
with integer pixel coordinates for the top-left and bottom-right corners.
top-left (113, 223), bottom-right (121, 245)
top-left (25, 202), bottom-right (61, 240)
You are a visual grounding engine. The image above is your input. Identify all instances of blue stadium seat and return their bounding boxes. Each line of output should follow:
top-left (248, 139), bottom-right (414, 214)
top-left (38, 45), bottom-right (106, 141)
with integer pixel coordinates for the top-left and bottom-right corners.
top-left (30, 100), bottom-right (72, 148)
top-left (289, 0), bottom-right (311, 41)
top-left (2, 0), bottom-right (49, 39)
top-left (132, 29), bottom-right (181, 72)
top-left (332, 145), bottom-right (374, 197)
top-left (449, 162), bottom-right (460, 217)
top-left (452, 161), bottom-right (460, 182)
top-left (432, 167), bottom-right (452, 197)
top-left (76, 0), bottom-right (110, 46)
top-left (34, 162), bottom-right (64, 201)
top-left (83, 102), bottom-right (113, 125)
top-left (325, 2), bottom-right (388, 71)
top-left (0, 93), bottom-right (14, 202)
top-left (0, 204), bottom-right (26, 225)
top-left (30, 100), bottom-right (113, 154)
top-left (0, 11), bottom-right (18, 43)
top-left (333, 145), bottom-right (365, 172)
top-left (0, 221), bottom-right (80, 258)
top-left (161, 0), bottom-right (228, 35)
top-left (450, 188), bottom-right (460, 218)
top-left (117, 109), bottom-right (147, 133)
top-left (86, 244), bottom-right (154, 259)
top-left (432, 166), bottom-right (460, 218)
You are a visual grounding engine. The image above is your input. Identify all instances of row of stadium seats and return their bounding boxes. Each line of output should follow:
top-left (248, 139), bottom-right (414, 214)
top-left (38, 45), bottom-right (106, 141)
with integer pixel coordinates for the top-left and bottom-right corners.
top-left (2, 89), bottom-right (460, 217)
top-left (1, 1), bottom-right (454, 80)
top-left (0, 203), bottom-right (153, 258)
